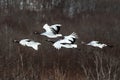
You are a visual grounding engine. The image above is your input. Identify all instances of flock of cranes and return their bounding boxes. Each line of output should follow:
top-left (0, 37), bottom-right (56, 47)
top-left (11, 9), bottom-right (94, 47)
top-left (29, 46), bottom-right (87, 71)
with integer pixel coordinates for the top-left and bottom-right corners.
top-left (14, 23), bottom-right (111, 51)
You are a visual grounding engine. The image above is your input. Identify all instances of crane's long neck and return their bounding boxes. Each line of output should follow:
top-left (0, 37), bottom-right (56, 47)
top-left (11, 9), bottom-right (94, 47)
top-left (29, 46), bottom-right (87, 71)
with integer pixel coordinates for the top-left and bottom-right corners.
top-left (13, 40), bottom-right (19, 43)
top-left (34, 32), bottom-right (41, 35)
top-left (46, 39), bottom-right (55, 43)
top-left (107, 45), bottom-right (113, 48)
top-left (81, 41), bottom-right (86, 44)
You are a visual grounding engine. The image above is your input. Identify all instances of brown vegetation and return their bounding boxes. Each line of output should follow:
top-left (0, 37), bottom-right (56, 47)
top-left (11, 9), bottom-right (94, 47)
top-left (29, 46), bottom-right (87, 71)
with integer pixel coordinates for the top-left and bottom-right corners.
top-left (0, 0), bottom-right (120, 80)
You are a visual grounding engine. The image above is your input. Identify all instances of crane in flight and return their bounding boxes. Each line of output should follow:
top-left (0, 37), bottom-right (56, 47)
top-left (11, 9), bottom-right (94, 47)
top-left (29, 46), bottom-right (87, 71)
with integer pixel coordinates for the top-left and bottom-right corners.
top-left (34, 23), bottom-right (62, 38)
top-left (13, 39), bottom-right (41, 50)
top-left (46, 32), bottom-right (78, 50)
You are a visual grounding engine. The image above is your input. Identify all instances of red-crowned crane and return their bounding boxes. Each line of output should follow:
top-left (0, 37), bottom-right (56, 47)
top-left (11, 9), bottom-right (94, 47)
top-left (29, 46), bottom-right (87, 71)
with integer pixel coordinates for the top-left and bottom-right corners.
top-left (13, 39), bottom-right (41, 50)
top-left (34, 23), bottom-right (62, 38)
top-left (86, 41), bottom-right (107, 48)
top-left (46, 32), bottom-right (78, 50)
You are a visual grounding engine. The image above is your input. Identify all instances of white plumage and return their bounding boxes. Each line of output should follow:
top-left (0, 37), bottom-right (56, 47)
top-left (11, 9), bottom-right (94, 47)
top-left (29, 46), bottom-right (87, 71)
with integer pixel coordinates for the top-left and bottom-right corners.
top-left (87, 41), bottom-right (107, 49)
top-left (53, 42), bottom-right (77, 49)
top-left (14, 39), bottom-right (41, 50)
top-left (51, 32), bottom-right (78, 49)
top-left (41, 23), bottom-right (62, 38)
top-left (64, 32), bottom-right (78, 42)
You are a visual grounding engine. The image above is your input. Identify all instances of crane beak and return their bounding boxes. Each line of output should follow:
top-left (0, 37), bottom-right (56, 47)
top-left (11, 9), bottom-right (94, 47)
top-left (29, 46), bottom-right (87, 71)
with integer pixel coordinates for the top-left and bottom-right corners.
top-left (33, 32), bottom-right (39, 35)
top-left (45, 39), bottom-right (51, 42)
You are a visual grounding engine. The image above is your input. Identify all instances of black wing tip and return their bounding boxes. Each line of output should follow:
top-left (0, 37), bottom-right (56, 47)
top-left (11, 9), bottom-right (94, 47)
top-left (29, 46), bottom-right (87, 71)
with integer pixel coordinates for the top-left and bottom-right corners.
top-left (71, 38), bottom-right (76, 44)
top-left (68, 38), bottom-right (76, 44)
top-left (51, 28), bottom-right (58, 34)
top-left (56, 26), bottom-right (60, 33)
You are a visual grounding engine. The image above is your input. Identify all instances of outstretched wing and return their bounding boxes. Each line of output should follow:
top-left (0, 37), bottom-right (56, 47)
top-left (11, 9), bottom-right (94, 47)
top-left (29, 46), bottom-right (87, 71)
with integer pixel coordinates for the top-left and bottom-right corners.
top-left (20, 39), bottom-right (30, 46)
top-left (51, 24), bottom-right (61, 31)
top-left (53, 41), bottom-right (62, 49)
top-left (51, 24), bottom-right (61, 34)
top-left (64, 32), bottom-right (78, 39)
top-left (64, 32), bottom-right (78, 44)
top-left (31, 42), bottom-right (41, 50)
top-left (87, 41), bottom-right (99, 46)
top-left (68, 38), bottom-right (76, 44)
top-left (43, 23), bottom-right (61, 35)
top-left (26, 40), bottom-right (41, 50)
top-left (43, 24), bottom-right (51, 32)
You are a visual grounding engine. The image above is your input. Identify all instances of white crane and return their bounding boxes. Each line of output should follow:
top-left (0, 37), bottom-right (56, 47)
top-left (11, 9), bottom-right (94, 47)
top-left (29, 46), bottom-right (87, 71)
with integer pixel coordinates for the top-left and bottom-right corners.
top-left (46, 32), bottom-right (78, 50)
top-left (13, 39), bottom-right (41, 50)
top-left (86, 41), bottom-right (107, 49)
top-left (34, 23), bottom-right (62, 38)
